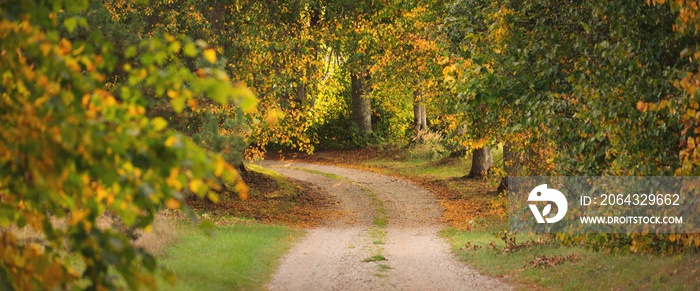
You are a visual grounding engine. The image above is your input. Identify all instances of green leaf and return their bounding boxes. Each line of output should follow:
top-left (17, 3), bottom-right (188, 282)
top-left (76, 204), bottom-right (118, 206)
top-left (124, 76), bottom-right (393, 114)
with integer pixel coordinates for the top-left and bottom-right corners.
top-left (151, 117), bottom-right (168, 131)
top-left (234, 87), bottom-right (258, 113)
top-left (172, 97), bottom-right (186, 113)
top-left (125, 46), bottom-right (138, 58)
top-left (65, 0), bottom-right (89, 13)
top-left (183, 43), bottom-right (197, 57)
top-left (64, 17), bottom-right (78, 33)
top-left (209, 81), bottom-right (229, 104)
top-left (169, 41), bottom-right (181, 53)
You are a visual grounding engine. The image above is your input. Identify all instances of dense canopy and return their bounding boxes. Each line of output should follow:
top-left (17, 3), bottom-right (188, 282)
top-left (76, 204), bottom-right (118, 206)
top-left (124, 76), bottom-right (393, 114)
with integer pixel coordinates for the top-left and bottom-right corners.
top-left (2, 0), bottom-right (700, 289)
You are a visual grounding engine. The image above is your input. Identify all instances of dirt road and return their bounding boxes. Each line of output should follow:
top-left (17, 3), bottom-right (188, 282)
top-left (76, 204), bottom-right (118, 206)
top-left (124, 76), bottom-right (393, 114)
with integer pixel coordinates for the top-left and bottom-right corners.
top-left (261, 161), bottom-right (509, 291)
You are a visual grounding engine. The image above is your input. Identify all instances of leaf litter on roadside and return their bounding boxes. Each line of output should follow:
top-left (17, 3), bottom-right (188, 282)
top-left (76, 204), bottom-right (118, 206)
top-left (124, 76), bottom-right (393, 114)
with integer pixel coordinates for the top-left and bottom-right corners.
top-left (187, 169), bottom-right (345, 228)
top-left (524, 254), bottom-right (582, 269)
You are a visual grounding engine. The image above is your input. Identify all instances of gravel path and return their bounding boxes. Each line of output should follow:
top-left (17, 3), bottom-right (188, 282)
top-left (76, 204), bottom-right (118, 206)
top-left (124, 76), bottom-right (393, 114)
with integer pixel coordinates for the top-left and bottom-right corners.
top-left (261, 161), bottom-right (509, 291)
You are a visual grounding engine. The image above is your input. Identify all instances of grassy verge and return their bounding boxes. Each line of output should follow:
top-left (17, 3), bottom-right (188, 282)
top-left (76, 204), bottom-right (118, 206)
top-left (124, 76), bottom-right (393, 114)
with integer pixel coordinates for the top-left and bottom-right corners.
top-left (285, 147), bottom-right (700, 290)
top-left (148, 163), bottom-right (331, 290)
top-left (158, 222), bottom-right (300, 291)
top-left (442, 227), bottom-right (700, 290)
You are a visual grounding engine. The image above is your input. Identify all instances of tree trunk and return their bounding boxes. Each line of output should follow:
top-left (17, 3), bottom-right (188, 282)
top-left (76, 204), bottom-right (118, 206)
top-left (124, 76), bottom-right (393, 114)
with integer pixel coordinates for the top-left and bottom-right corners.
top-left (296, 82), bottom-right (306, 104)
top-left (498, 142), bottom-right (524, 192)
top-left (413, 89), bottom-right (427, 133)
top-left (467, 147), bottom-right (493, 179)
top-left (351, 71), bottom-right (372, 134)
top-left (448, 124), bottom-right (468, 157)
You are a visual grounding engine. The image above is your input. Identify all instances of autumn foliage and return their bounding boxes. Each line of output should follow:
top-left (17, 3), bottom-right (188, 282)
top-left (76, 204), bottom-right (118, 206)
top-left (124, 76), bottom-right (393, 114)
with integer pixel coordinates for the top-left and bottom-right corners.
top-left (3, 0), bottom-right (700, 288)
top-left (1, 0), bottom-right (252, 289)
top-left (443, 0), bottom-right (700, 253)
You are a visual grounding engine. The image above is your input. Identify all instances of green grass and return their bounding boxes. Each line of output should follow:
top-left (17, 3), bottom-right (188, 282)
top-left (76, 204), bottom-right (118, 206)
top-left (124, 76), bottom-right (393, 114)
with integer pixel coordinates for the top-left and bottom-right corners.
top-left (358, 186), bottom-right (389, 275)
top-left (292, 167), bottom-right (344, 180)
top-left (246, 163), bottom-right (299, 194)
top-left (372, 217), bottom-right (388, 228)
top-left (361, 187), bottom-right (389, 229)
top-left (441, 227), bottom-right (700, 290)
top-left (362, 254), bottom-right (388, 262)
top-left (158, 223), bottom-right (300, 291)
top-left (363, 157), bottom-right (468, 180)
top-left (359, 145), bottom-right (503, 180)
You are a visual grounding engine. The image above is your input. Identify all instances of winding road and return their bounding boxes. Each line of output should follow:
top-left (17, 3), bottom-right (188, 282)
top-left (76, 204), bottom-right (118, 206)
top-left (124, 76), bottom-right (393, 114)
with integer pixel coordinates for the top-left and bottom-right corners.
top-left (260, 161), bottom-right (509, 291)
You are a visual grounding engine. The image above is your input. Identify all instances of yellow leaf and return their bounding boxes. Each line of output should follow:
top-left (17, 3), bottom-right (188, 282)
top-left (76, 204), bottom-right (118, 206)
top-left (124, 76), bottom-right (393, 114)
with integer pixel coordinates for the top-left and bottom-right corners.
top-left (187, 99), bottom-right (198, 109)
top-left (189, 179), bottom-right (203, 193)
top-left (169, 41), bottom-right (181, 53)
top-left (207, 192), bottom-right (219, 203)
top-left (165, 198), bottom-right (181, 210)
top-left (636, 101), bottom-right (647, 112)
top-left (234, 181), bottom-right (249, 200)
top-left (165, 136), bottom-right (177, 147)
top-left (265, 109), bottom-right (283, 125)
top-left (688, 137), bottom-right (696, 150)
top-left (214, 157), bottom-right (226, 177)
top-left (167, 90), bottom-right (179, 99)
top-left (167, 168), bottom-right (182, 190)
top-left (59, 38), bottom-right (72, 55)
top-left (96, 187), bottom-right (108, 202)
top-left (203, 49), bottom-right (216, 64)
top-left (69, 209), bottom-right (89, 226)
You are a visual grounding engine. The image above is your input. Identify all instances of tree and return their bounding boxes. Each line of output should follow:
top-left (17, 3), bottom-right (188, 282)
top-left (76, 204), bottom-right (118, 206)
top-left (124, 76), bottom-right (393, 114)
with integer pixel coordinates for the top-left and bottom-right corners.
top-left (442, 0), bottom-right (506, 177)
top-left (659, 0), bottom-right (700, 177)
top-left (105, 0), bottom-right (325, 157)
top-left (413, 88), bottom-right (428, 133)
top-left (467, 147), bottom-right (493, 179)
top-left (0, 1), bottom-right (253, 289)
top-left (444, 0), bottom-right (699, 253)
top-left (338, 11), bottom-right (378, 136)
top-left (497, 140), bottom-right (525, 192)
top-left (364, 1), bottom-right (447, 140)
top-left (351, 71), bottom-right (373, 134)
